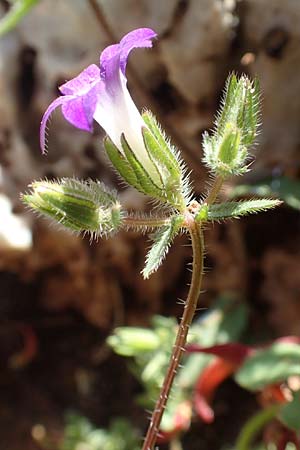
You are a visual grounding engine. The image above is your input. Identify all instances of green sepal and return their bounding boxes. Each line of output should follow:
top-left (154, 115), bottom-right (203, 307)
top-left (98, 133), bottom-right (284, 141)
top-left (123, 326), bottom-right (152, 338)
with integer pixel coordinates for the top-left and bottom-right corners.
top-left (216, 74), bottom-right (239, 137)
top-left (205, 199), bottom-right (281, 221)
top-left (105, 129), bottom-right (188, 210)
top-left (241, 78), bottom-right (260, 146)
top-left (104, 136), bottom-right (141, 190)
top-left (217, 123), bottom-right (241, 165)
top-left (143, 111), bottom-right (188, 209)
top-left (142, 125), bottom-right (185, 209)
top-left (142, 111), bottom-right (182, 178)
top-left (142, 215), bottom-right (184, 279)
top-left (105, 135), bottom-right (165, 200)
top-left (120, 134), bottom-right (163, 197)
top-left (216, 74), bottom-right (260, 147)
top-left (22, 178), bottom-right (123, 237)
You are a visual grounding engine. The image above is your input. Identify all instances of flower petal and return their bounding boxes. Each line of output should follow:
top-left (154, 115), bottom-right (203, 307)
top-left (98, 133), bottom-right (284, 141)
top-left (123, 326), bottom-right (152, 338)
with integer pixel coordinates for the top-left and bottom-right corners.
top-left (194, 358), bottom-right (236, 423)
top-left (95, 28), bottom-right (159, 184)
top-left (118, 28), bottom-right (157, 74)
top-left (186, 342), bottom-right (253, 365)
top-left (62, 83), bottom-right (100, 132)
top-left (59, 64), bottom-right (100, 95)
top-left (40, 95), bottom-right (74, 154)
top-left (100, 28), bottom-right (157, 81)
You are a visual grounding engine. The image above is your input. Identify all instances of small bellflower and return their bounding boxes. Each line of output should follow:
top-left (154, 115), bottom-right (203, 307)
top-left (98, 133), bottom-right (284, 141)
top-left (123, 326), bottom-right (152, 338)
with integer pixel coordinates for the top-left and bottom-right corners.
top-left (40, 28), bottom-right (187, 210)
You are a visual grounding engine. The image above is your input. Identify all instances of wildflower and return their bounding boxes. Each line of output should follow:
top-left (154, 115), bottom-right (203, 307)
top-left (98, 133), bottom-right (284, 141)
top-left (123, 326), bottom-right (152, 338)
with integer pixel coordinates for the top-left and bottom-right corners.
top-left (40, 28), bottom-right (187, 209)
top-left (40, 28), bottom-right (158, 178)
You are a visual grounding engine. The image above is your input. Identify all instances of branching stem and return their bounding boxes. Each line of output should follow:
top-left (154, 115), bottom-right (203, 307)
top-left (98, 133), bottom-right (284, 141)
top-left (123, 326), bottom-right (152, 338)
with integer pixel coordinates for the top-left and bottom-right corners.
top-left (123, 215), bottom-right (172, 230)
top-left (142, 215), bottom-right (204, 450)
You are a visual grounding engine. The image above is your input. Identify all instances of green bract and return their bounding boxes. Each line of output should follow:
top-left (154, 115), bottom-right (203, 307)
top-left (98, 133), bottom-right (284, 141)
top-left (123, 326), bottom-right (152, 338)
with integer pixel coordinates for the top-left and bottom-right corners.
top-left (22, 179), bottom-right (122, 237)
top-left (202, 74), bottom-right (260, 177)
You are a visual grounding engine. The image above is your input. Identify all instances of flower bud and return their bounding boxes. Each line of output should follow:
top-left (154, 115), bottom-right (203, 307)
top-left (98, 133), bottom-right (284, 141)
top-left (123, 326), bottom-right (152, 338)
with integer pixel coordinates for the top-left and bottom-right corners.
top-left (22, 178), bottom-right (122, 237)
top-left (202, 74), bottom-right (260, 177)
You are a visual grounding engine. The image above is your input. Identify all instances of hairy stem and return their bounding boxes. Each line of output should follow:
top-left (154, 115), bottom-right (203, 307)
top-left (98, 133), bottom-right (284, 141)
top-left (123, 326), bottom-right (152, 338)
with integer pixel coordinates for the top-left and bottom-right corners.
top-left (205, 175), bottom-right (224, 205)
top-left (123, 215), bottom-right (172, 230)
top-left (142, 217), bottom-right (204, 450)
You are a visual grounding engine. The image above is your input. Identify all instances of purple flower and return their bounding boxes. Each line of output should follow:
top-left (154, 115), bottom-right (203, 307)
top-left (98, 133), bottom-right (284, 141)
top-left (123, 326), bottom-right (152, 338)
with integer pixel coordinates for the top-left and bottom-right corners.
top-left (40, 28), bottom-right (159, 181)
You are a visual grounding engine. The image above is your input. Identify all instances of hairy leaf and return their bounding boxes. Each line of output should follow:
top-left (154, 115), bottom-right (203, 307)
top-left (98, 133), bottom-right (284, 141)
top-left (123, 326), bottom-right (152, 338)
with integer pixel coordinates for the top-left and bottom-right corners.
top-left (142, 216), bottom-right (183, 279)
top-left (206, 199), bottom-right (281, 220)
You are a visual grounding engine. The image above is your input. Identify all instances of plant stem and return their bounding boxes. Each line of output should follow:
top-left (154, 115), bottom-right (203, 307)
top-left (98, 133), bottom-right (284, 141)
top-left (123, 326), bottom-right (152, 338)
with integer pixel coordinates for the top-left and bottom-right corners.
top-left (123, 215), bottom-right (172, 230)
top-left (142, 217), bottom-right (204, 450)
top-left (205, 175), bottom-right (224, 205)
top-left (235, 405), bottom-right (280, 450)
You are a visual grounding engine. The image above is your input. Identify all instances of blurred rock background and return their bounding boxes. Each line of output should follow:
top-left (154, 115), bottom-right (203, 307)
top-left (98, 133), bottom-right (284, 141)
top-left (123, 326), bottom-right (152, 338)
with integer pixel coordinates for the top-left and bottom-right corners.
top-left (0, 1), bottom-right (300, 449)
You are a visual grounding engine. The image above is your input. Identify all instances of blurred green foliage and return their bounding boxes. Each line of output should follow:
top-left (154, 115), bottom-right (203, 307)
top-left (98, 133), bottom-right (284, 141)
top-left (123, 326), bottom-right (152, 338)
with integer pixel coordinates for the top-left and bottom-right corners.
top-left (59, 414), bottom-right (140, 450)
top-left (108, 295), bottom-right (248, 432)
top-left (0, 0), bottom-right (39, 37)
top-left (231, 175), bottom-right (300, 210)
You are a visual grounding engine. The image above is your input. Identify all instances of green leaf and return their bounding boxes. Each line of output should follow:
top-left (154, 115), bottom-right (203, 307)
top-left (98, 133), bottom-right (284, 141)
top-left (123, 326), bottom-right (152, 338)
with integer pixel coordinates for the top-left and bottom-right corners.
top-left (279, 392), bottom-right (300, 432)
top-left (231, 176), bottom-right (300, 210)
top-left (142, 216), bottom-right (183, 279)
top-left (206, 199), bottom-right (281, 220)
top-left (0, 0), bottom-right (39, 37)
top-left (235, 342), bottom-right (300, 391)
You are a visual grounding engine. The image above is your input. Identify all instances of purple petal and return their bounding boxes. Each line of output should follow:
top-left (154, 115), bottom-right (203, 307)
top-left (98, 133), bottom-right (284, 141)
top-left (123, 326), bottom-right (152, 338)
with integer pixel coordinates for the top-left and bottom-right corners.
top-left (100, 28), bottom-right (157, 80)
top-left (59, 64), bottom-right (100, 95)
top-left (40, 95), bottom-right (74, 154)
top-left (118, 28), bottom-right (157, 74)
top-left (61, 95), bottom-right (95, 132)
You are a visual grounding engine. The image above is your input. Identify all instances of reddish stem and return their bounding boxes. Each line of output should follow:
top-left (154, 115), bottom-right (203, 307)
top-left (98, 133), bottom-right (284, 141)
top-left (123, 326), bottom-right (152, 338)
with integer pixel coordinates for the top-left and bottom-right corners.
top-left (142, 219), bottom-right (204, 450)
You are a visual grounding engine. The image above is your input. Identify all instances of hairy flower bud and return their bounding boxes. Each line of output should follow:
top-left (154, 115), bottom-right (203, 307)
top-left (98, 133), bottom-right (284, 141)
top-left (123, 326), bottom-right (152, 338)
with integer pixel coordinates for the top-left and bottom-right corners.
top-left (22, 178), bottom-right (122, 237)
top-left (202, 74), bottom-right (260, 177)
